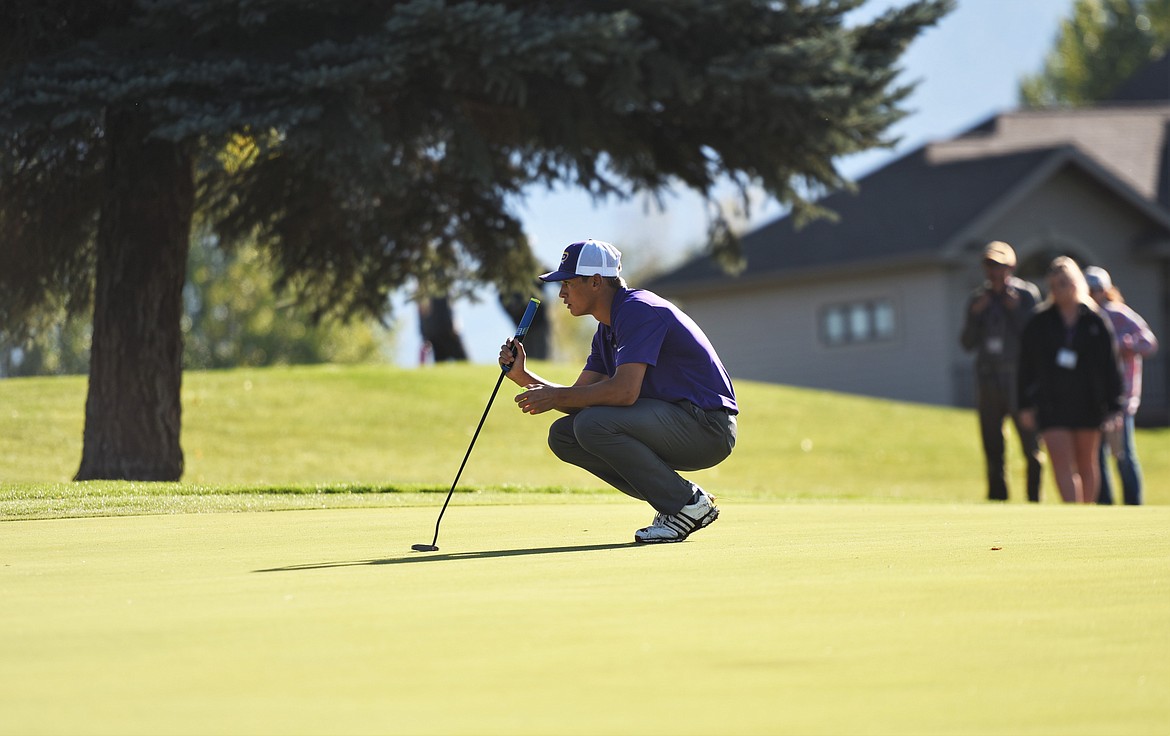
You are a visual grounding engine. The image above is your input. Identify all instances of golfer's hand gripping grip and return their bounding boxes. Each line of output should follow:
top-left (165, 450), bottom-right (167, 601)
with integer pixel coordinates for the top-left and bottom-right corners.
top-left (502, 297), bottom-right (540, 373)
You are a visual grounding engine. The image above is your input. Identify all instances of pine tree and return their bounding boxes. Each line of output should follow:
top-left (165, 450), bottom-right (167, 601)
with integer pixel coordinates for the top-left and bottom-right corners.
top-left (0, 0), bottom-right (951, 480)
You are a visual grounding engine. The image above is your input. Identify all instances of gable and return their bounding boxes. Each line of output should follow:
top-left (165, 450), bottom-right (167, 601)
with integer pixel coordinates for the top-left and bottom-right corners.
top-left (938, 106), bottom-right (1170, 202)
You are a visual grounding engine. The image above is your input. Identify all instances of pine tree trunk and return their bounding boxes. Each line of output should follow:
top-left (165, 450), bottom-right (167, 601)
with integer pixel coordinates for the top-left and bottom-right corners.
top-left (75, 109), bottom-right (193, 481)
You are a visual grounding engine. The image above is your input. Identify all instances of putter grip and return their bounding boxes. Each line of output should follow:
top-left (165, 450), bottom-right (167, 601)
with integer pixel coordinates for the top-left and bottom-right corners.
top-left (502, 297), bottom-right (540, 373)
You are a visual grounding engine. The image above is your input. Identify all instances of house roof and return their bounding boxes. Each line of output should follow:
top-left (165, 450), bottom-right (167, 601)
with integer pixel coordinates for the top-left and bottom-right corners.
top-left (648, 143), bottom-right (1170, 293)
top-left (935, 105), bottom-right (1170, 200)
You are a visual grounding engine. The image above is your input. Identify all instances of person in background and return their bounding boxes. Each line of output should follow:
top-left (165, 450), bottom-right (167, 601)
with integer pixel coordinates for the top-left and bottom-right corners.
top-left (960, 241), bottom-right (1043, 502)
top-left (1084, 266), bottom-right (1158, 505)
top-left (1017, 257), bottom-right (1123, 504)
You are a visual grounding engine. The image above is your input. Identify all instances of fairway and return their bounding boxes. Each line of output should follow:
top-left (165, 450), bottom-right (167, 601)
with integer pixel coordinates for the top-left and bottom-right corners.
top-left (2, 502), bottom-right (1166, 736)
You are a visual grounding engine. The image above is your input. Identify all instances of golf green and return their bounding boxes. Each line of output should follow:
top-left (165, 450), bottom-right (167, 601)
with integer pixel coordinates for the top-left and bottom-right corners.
top-left (2, 502), bottom-right (1166, 735)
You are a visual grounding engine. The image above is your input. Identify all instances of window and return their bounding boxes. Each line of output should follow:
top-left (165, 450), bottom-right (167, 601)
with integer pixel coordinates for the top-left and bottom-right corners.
top-left (819, 299), bottom-right (897, 346)
top-left (849, 303), bottom-right (871, 341)
top-left (823, 306), bottom-right (847, 345)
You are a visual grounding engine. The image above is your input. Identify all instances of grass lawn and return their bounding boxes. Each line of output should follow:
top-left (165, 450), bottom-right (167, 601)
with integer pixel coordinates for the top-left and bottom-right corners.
top-left (1, 364), bottom-right (1168, 735)
top-left (3, 362), bottom-right (1168, 512)
top-left (2, 503), bottom-right (1167, 736)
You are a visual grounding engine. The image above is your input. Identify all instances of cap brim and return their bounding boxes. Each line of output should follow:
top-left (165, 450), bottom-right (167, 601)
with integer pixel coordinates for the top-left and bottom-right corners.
top-left (538, 269), bottom-right (578, 282)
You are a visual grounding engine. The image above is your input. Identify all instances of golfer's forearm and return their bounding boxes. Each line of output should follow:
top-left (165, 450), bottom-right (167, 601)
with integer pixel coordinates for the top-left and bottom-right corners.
top-left (506, 368), bottom-right (560, 390)
top-left (551, 380), bottom-right (638, 409)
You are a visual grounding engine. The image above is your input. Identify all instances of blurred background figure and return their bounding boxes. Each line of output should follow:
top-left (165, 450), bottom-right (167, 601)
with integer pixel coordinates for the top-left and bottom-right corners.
top-left (960, 241), bottom-right (1043, 502)
top-left (1018, 257), bottom-right (1123, 504)
top-left (418, 297), bottom-right (468, 363)
top-left (499, 281), bottom-right (552, 361)
top-left (1085, 267), bottom-right (1158, 505)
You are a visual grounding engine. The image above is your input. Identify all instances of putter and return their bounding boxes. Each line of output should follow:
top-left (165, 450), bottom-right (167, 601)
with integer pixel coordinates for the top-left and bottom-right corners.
top-left (411, 297), bottom-right (541, 552)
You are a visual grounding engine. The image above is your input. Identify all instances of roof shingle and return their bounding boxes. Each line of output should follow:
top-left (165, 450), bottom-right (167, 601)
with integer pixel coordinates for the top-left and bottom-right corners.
top-left (650, 145), bottom-right (1062, 290)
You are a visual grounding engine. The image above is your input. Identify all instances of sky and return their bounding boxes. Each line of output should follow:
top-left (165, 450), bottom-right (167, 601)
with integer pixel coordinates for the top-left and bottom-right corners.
top-left (392, 0), bottom-right (1080, 367)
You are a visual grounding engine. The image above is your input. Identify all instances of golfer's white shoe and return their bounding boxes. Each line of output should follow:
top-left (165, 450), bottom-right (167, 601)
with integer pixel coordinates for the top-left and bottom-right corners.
top-left (634, 489), bottom-right (719, 544)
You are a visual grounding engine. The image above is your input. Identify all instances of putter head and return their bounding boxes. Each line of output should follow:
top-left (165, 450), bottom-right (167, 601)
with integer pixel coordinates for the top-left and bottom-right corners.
top-left (411, 543), bottom-right (440, 552)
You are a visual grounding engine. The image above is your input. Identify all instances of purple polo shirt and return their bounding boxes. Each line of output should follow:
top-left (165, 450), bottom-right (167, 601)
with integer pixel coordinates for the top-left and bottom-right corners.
top-left (583, 289), bottom-right (738, 414)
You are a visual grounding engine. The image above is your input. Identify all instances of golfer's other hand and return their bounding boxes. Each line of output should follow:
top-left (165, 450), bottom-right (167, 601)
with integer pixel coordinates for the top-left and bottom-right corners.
top-left (515, 384), bottom-right (554, 415)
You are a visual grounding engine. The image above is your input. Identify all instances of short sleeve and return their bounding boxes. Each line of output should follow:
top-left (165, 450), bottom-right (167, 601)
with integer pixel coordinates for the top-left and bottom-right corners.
top-left (583, 329), bottom-right (608, 374)
top-left (614, 302), bottom-right (667, 366)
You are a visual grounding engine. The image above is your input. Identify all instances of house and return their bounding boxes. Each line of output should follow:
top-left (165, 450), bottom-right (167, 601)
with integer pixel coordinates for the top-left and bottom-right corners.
top-left (648, 88), bottom-right (1170, 424)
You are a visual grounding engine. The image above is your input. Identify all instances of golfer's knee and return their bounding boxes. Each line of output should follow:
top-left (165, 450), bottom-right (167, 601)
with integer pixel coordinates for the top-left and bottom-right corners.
top-left (569, 408), bottom-right (610, 451)
top-left (547, 416), bottom-right (579, 460)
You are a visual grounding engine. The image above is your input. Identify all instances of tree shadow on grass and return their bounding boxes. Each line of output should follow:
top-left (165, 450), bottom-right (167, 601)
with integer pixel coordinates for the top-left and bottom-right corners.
top-left (253, 542), bottom-right (639, 572)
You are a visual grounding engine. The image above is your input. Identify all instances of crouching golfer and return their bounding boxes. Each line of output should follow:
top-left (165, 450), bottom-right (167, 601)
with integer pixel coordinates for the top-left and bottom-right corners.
top-left (499, 239), bottom-right (738, 544)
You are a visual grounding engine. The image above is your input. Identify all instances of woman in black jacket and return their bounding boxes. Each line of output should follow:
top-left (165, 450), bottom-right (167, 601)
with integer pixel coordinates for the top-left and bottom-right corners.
top-left (1018, 257), bottom-right (1124, 503)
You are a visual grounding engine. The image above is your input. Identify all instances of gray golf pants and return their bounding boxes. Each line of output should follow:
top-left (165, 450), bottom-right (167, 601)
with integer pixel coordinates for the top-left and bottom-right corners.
top-left (547, 398), bottom-right (737, 515)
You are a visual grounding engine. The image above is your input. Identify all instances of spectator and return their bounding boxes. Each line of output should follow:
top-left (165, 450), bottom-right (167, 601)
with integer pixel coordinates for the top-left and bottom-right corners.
top-left (960, 241), bottom-right (1043, 502)
top-left (1085, 267), bottom-right (1158, 505)
top-left (1018, 257), bottom-right (1124, 504)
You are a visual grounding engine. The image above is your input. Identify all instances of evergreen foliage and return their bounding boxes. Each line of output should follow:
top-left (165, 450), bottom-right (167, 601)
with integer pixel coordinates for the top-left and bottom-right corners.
top-left (2, 0), bottom-right (952, 323)
top-left (0, 0), bottom-right (951, 479)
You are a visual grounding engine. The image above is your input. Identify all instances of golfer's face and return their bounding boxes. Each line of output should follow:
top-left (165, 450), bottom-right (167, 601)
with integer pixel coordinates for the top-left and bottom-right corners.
top-left (559, 276), bottom-right (593, 316)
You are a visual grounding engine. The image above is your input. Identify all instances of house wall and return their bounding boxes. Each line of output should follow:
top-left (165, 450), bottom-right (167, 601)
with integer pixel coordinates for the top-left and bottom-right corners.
top-left (672, 267), bottom-right (955, 405)
top-left (667, 164), bottom-right (1170, 422)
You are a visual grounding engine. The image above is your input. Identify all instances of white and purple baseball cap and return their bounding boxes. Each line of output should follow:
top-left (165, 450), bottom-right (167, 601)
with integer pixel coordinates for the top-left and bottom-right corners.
top-left (1084, 266), bottom-right (1112, 292)
top-left (539, 239), bottom-right (622, 282)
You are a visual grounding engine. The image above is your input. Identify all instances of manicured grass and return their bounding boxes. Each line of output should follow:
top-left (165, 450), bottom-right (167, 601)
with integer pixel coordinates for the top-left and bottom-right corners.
top-left (2, 365), bottom-right (1167, 735)
top-left (1, 503), bottom-right (1166, 736)
top-left (2, 362), bottom-right (1167, 518)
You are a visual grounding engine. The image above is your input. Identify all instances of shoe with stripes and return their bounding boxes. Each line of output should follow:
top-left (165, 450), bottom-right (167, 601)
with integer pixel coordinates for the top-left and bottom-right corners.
top-left (634, 489), bottom-right (719, 544)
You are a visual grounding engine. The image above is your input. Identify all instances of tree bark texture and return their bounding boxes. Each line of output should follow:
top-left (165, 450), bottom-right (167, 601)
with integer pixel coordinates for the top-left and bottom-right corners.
top-left (75, 109), bottom-right (193, 481)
